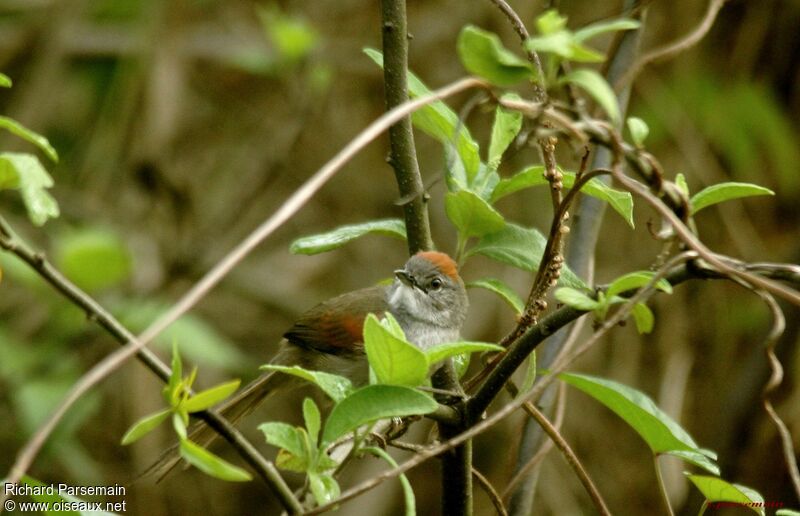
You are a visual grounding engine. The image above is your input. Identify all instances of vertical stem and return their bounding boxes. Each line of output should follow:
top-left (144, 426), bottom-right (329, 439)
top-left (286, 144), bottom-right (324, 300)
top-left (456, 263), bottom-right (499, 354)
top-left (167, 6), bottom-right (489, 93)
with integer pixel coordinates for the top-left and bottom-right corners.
top-left (380, 0), bottom-right (434, 254)
top-left (653, 454), bottom-right (675, 516)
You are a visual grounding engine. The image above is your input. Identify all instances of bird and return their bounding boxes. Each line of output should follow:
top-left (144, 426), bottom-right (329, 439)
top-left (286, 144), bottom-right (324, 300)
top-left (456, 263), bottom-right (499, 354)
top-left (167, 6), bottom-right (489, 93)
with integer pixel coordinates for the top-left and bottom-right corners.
top-left (146, 250), bottom-right (468, 479)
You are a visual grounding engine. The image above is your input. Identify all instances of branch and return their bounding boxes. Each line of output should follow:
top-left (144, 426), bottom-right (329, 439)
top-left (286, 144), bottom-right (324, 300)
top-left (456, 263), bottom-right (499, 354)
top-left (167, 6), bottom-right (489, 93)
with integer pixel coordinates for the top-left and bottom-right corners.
top-left (381, 0), bottom-right (433, 254)
top-left (472, 466), bottom-right (508, 516)
top-left (756, 291), bottom-right (800, 500)
top-left (519, 396), bottom-right (611, 515)
top-left (615, 0), bottom-right (729, 91)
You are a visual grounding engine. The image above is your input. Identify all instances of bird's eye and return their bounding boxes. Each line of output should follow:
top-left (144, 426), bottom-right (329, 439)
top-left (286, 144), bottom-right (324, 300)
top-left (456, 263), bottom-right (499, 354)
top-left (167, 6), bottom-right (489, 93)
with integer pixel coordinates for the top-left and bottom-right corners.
top-left (430, 278), bottom-right (443, 291)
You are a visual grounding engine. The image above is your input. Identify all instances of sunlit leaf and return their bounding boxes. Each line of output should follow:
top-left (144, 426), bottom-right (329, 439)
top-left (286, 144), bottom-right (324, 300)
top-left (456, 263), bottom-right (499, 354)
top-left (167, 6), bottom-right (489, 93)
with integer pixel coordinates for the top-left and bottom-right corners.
top-left (690, 182), bottom-right (774, 214)
top-left (363, 313), bottom-right (428, 387)
top-left (631, 302), bottom-right (654, 334)
top-left (560, 69), bottom-right (620, 124)
top-left (0, 116), bottom-right (58, 162)
top-left (606, 271), bottom-right (673, 298)
top-left (535, 10), bottom-right (567, 35)
top-left (0, 73), bottom-right (11, 88)
top-left (525, 32), bottom-right (605, 63)
top-left (686, 475), bottom-right (765, 516)
top-left (488, 93), bottom-right (523, 170)
top-left (290, 219), bottom-right (406, 255)
top-left (120, 409), bottom-right (170, 445)
top-left (258, 421), bottom-right (309, 463)
top-left (309, 472), bottom-right (340, 506)
top-left (179, 439), bottom-right (253, 482)
top-left (182, 379), bottom-right (241, 413)
top-left (457, 25), bottom-right (534, 86)
top-left (303, 397), bottom-right (321, 447)
top-left (322, 385), bottom-right (437, 444)
top-left (0, 152), bottom-right (59, 226)
top-left (260, 364), bottom-right (354, 402)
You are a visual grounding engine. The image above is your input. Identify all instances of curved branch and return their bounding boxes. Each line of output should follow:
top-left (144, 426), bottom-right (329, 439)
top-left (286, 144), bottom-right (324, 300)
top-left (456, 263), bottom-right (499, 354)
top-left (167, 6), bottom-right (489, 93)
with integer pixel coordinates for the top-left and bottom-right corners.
top-left (615, 0), bottom-right (728, 90)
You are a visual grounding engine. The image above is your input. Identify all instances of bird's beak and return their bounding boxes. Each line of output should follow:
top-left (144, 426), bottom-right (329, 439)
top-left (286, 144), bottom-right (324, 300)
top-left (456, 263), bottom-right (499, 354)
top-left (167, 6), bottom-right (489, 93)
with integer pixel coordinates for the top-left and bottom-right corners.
top-left (394, 269), bottom-right (414, 287)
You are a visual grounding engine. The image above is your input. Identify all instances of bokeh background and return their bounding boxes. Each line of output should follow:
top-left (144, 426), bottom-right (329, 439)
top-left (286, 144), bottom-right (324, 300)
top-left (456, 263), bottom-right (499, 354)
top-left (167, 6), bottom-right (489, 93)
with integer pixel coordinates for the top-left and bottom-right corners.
top-left (1, 0), bottom-right (798, 514)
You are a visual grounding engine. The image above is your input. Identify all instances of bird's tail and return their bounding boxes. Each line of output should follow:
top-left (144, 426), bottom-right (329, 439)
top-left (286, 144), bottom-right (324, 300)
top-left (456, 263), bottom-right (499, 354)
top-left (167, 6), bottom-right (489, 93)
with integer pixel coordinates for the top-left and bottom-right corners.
top-left (139, 369), bottom-right (290, 482)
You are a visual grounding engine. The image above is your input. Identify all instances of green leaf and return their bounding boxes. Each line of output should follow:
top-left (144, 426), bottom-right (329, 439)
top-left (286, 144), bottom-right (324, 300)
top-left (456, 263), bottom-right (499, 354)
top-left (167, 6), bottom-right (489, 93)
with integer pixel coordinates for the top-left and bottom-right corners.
top-left (626, 116), bottom-right (649, 147)
top-left (457, 25), bottom-right (534, 87)
top-left (560, 69), bottom-right (620, 124)
top-left (554, 287), bottom-right (600, 311)
top-left (525, 32), bottom-right (605, 63)
top-left (560, 372), bottom-right (719, 475)
top-left (364, 48), bottom-right (480, 181)
top-left (0, 116), bottom-right (58, 162)
top-left (120, 409), bottom-right (170, 445)
top-left (606, 271), bottom-right (673, 298)
top-left (690, 182), bottom-right (774, 214)
top-left (363, 313), bottom-right (428, 387)
top-left (0, 73), bottom-right (11, 87)
top-left (173, 411), bottom-right (188, 439)
top-left (55, 228), bottom-right (132, 292)
top-left (490, 166), bottom-right (634, 228)
top-left (467, 277), bottom-right (525, 314)
top-left (308, 472), bottom-right (341, 506)
top-left (303, 397), bottom-right (321, 447)
top-left (425, 341), bottom-right (504, 365)
top-left (675, 173), bottom-right (690, 197)
top-left (488, 93), bottom-right (523, 170)
top-left (322, 384), bottom-right (438, 444)
top-left (535, 10), bottom-right (567, 35)
top-left (364, 446), bottom-right (416, 516)
top-left (182, 379), bottom-right (241, 413)
top-left (0, 152), bottom-right (59, 226)
top-left (290, 219), bottom-right (406, 255)
top-left (574, 19), bottom-right (640, 42)
top-left (445, 190), bottom-right (505, 238)
top-left (466, 223), bottom-right (587, 288)
top-left (260, 364), bottom-right (354, 402)
top-left (258, 421), bottom-right (309, 459)
top-left (686, 475), bottom-right (765, 515)
top-left (179, 439), bottom-right (253, 481)
top-left (632, 302), bottom-right (654, 334)
top-left (257, 5), bottom-right (319, 62)
top-left (777, 510), bottom-right (800, 515)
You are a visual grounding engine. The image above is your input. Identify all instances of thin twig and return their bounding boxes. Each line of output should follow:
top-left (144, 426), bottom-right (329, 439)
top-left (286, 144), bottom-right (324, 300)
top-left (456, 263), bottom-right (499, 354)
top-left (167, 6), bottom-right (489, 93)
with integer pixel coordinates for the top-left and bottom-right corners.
top-left (0, 76), bottom-right (488, 512)
top-left (472, 466), bottom-right (509, 516)
top-left (615, 0), bottom-right (728, 90)
top-left (520, 400), bottom-right (611, 515)
top-left (653, 454), bottom-right (675, 516)
top-left (755, 291), bottom-right (800, 500)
